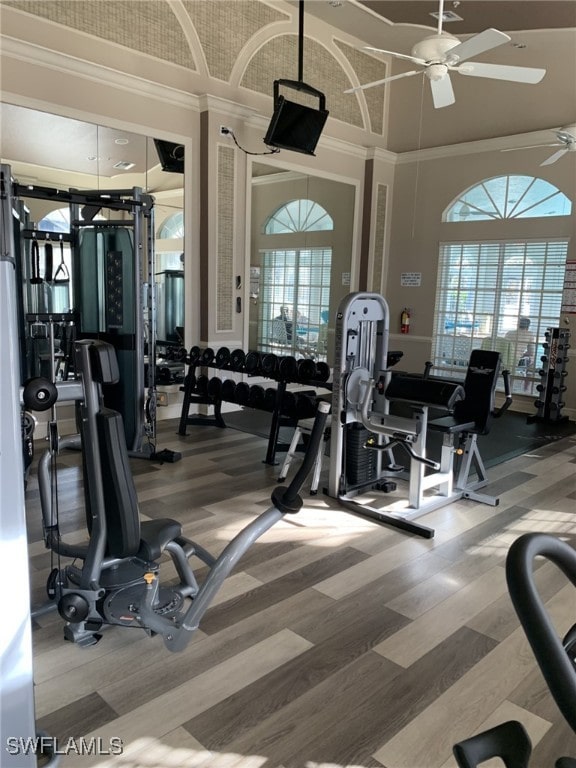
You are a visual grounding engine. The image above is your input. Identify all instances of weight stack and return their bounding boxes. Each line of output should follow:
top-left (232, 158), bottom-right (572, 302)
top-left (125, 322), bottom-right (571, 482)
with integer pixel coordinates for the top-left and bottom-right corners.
top-left (345, 423), bottom-right (377, 486)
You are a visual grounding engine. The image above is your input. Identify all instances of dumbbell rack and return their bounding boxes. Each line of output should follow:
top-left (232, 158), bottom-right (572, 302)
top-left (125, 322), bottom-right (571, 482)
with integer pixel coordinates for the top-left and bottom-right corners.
top-left (177, 346), bottom-right (331, 465)
top-left (530, 327), bottom-right (571, 424)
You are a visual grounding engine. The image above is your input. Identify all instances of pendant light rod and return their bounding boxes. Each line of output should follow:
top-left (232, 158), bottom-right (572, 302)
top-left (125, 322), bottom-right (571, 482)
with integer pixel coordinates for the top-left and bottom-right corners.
top-left (298, 0), bottom-right (304, 82)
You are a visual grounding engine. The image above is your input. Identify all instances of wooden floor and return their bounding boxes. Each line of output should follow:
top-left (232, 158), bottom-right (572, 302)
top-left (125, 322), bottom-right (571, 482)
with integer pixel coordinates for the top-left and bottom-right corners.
top-left (27, 415), bottom-right (576, 768)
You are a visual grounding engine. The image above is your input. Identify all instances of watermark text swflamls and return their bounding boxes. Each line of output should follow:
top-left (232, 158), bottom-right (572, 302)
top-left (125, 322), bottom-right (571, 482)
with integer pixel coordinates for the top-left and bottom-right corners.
top-left (6, 736), bottom-right (124, 757)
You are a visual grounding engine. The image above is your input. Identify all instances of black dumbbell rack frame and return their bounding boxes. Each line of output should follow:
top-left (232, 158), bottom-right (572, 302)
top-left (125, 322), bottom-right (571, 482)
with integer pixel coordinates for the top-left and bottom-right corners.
top-left (529, 327), bottom-right (570, 424)
top-left (177, 347), bottom-right (330, 465)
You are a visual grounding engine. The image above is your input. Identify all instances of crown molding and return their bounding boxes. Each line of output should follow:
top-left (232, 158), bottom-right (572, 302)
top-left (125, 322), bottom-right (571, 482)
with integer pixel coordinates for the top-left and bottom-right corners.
top-left (395, 128), bottom-right (558, 164)
top-left (0, 36), bottom-right (200, 112)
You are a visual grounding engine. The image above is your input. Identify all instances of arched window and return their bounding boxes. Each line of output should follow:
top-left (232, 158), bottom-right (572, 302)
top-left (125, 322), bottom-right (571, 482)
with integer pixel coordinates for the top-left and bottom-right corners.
top-left (38, 206), bottom-right (105, 232)
top-left (433, 177), bottom-right (571, 395)
top-left (158, 211), bottom-right (184, 239)
top-left (444, 175), bottom-right (572, 221)
top-left (264, 199), bottom-right (333, 233)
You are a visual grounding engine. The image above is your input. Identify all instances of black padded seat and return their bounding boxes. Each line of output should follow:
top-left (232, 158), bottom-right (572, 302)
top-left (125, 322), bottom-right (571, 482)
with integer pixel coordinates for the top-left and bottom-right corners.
top-left (139, 519), bottom-right (182, 562)
top-left (428, 415), bottom-right (476, 434)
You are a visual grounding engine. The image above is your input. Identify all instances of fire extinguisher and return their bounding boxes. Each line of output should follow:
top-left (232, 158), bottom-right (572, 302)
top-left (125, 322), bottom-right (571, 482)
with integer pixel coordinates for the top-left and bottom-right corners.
top-left (401, 307), bottom-right (410, 334)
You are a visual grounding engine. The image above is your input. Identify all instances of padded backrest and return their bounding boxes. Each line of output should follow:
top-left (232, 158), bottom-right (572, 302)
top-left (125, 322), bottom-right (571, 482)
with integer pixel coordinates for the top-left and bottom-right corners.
top-left (481, 336), bottom-right (514, 370)
top-left (453, 349), bottom-right (501, 434)
top-left (95, 408), bottom-right (141, 557)
top-left (78, 340), bottom-right (141, 558)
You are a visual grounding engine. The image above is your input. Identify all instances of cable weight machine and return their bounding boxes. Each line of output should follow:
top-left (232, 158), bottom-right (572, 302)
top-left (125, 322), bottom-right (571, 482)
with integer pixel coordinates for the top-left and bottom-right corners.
top-left (4, 164), bottom-right (172, 459)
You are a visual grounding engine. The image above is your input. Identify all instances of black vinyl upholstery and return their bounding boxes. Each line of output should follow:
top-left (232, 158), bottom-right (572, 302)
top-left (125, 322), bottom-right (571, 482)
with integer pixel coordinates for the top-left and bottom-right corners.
top-left (430, 349), bottom-right (501, 435)
top-left (453, 720), bottom-right (531, 768)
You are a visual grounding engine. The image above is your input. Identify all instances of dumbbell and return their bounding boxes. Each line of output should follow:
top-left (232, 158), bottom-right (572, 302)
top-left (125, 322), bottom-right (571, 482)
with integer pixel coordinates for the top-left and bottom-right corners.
top-left (315, 361), bottom-right (330, 382)
top-left (296, 393), bottom-right (317, 419)
top-left (230, 349), bottom-right (246, 371)
top-left (188, 346), bottom-right (201, 365)
top-left (278, 355), bottom-right (298, 381)
top-left (200, 347), bottom-right (215, 365)
top-left (297, 358), bottom-right (316, 382)
top-left (249, 384), bottom-right (265, 409)
top-left (264, 387), bottom-right (278, 411)
top-left (174, 346), bottom-right (187, 362)
top-left (281, 390), bottom-right (297, 418)
top-left (215, 347), bottom-right (231, 368)
top-left (221, 379), bottom-right (236, 402)
top-left (156, 366), bottom-right (172, 384)
top-left (261, 353), bottom-right (278, 378)
top-left (207, 376), bottom-right (223, 398)
top-left (196, 375), bottom-right (209, 395)
top-left (244, 351), bottom-right (261, 375)
top-left (235, 381), bottom-right (250, 405)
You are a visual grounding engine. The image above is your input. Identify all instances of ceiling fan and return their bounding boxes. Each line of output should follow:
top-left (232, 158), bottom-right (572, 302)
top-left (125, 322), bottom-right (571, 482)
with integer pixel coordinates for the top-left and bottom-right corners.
top-left (344, 0), bottom-right (546, 108)
top-left (502, 125), bottom-right (576, 166)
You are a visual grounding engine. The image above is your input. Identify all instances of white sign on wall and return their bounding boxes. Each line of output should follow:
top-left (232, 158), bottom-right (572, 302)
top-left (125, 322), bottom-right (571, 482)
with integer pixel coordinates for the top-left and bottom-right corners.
top-left (401, 272), bottom-right (422, 287)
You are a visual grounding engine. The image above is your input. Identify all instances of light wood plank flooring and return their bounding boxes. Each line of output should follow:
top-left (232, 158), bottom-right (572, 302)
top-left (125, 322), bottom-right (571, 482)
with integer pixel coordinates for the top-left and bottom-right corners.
top-left (26, 416), bottom-right (576, 768)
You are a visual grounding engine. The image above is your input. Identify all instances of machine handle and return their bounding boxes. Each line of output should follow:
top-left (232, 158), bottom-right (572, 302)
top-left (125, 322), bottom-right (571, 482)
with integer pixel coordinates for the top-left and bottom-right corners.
top-left (273, 400), bottom-right (331, 513)
top-left (493, 368), bottom-right (513, 418)
top-left (506, 533), bottom-right (576, 734)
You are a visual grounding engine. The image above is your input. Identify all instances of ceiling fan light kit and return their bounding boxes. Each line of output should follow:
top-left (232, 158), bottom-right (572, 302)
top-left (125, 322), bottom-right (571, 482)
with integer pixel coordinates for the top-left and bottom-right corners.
top-left (345, 0), bottom-right (547, 108)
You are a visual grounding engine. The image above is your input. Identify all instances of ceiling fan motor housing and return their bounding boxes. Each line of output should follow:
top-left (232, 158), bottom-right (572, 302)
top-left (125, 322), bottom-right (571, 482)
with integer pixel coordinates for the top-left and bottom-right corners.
top-left (411, 33), bottom-right (460, 64)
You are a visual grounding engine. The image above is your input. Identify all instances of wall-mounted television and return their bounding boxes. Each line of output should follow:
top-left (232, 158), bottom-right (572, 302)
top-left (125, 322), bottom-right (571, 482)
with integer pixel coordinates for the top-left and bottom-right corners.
top-left (154, 139), bottom-right (185, 174)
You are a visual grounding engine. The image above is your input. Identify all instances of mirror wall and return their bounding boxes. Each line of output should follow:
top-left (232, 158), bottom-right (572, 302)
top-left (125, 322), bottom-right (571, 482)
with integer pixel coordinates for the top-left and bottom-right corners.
top-left (0, 102), bottom-right (185, 378)
top-left (250, 162), bottom-right (357, 365)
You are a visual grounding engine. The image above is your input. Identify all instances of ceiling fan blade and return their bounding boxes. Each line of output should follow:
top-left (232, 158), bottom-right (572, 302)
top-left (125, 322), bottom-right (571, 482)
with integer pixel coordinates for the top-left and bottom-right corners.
top-left (459, 62), bottom-right (546, 84)
top-left (344, 70), bottom-right (421, 94)
top-left (541, 148), bottom-right (569, 166)
top-left (364, 46), bottom-right (427, 66)
top-left (501, 143), bottom-right (563, 153)
top-left (445, 28), bottom-right (510, 63)
top-left (430, 74), bottom-right (455, 109)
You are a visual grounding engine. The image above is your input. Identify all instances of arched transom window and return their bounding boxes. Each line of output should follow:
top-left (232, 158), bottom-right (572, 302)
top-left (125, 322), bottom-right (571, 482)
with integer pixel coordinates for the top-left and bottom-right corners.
top-left (264, 199), bottom-right (333, 233)
top-left (444, 175), bottom-right (572, 221)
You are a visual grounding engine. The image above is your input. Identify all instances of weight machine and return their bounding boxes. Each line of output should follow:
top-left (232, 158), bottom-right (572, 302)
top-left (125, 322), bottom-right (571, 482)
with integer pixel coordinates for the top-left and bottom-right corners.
top-left (2, 163), bottom-right (163, 458)
top-left (24, 341), bottom-right (330, 650)
top-left (453, 532), bottom-right (576, 767)
top-left (328, 292), bottom-right (511, 539)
